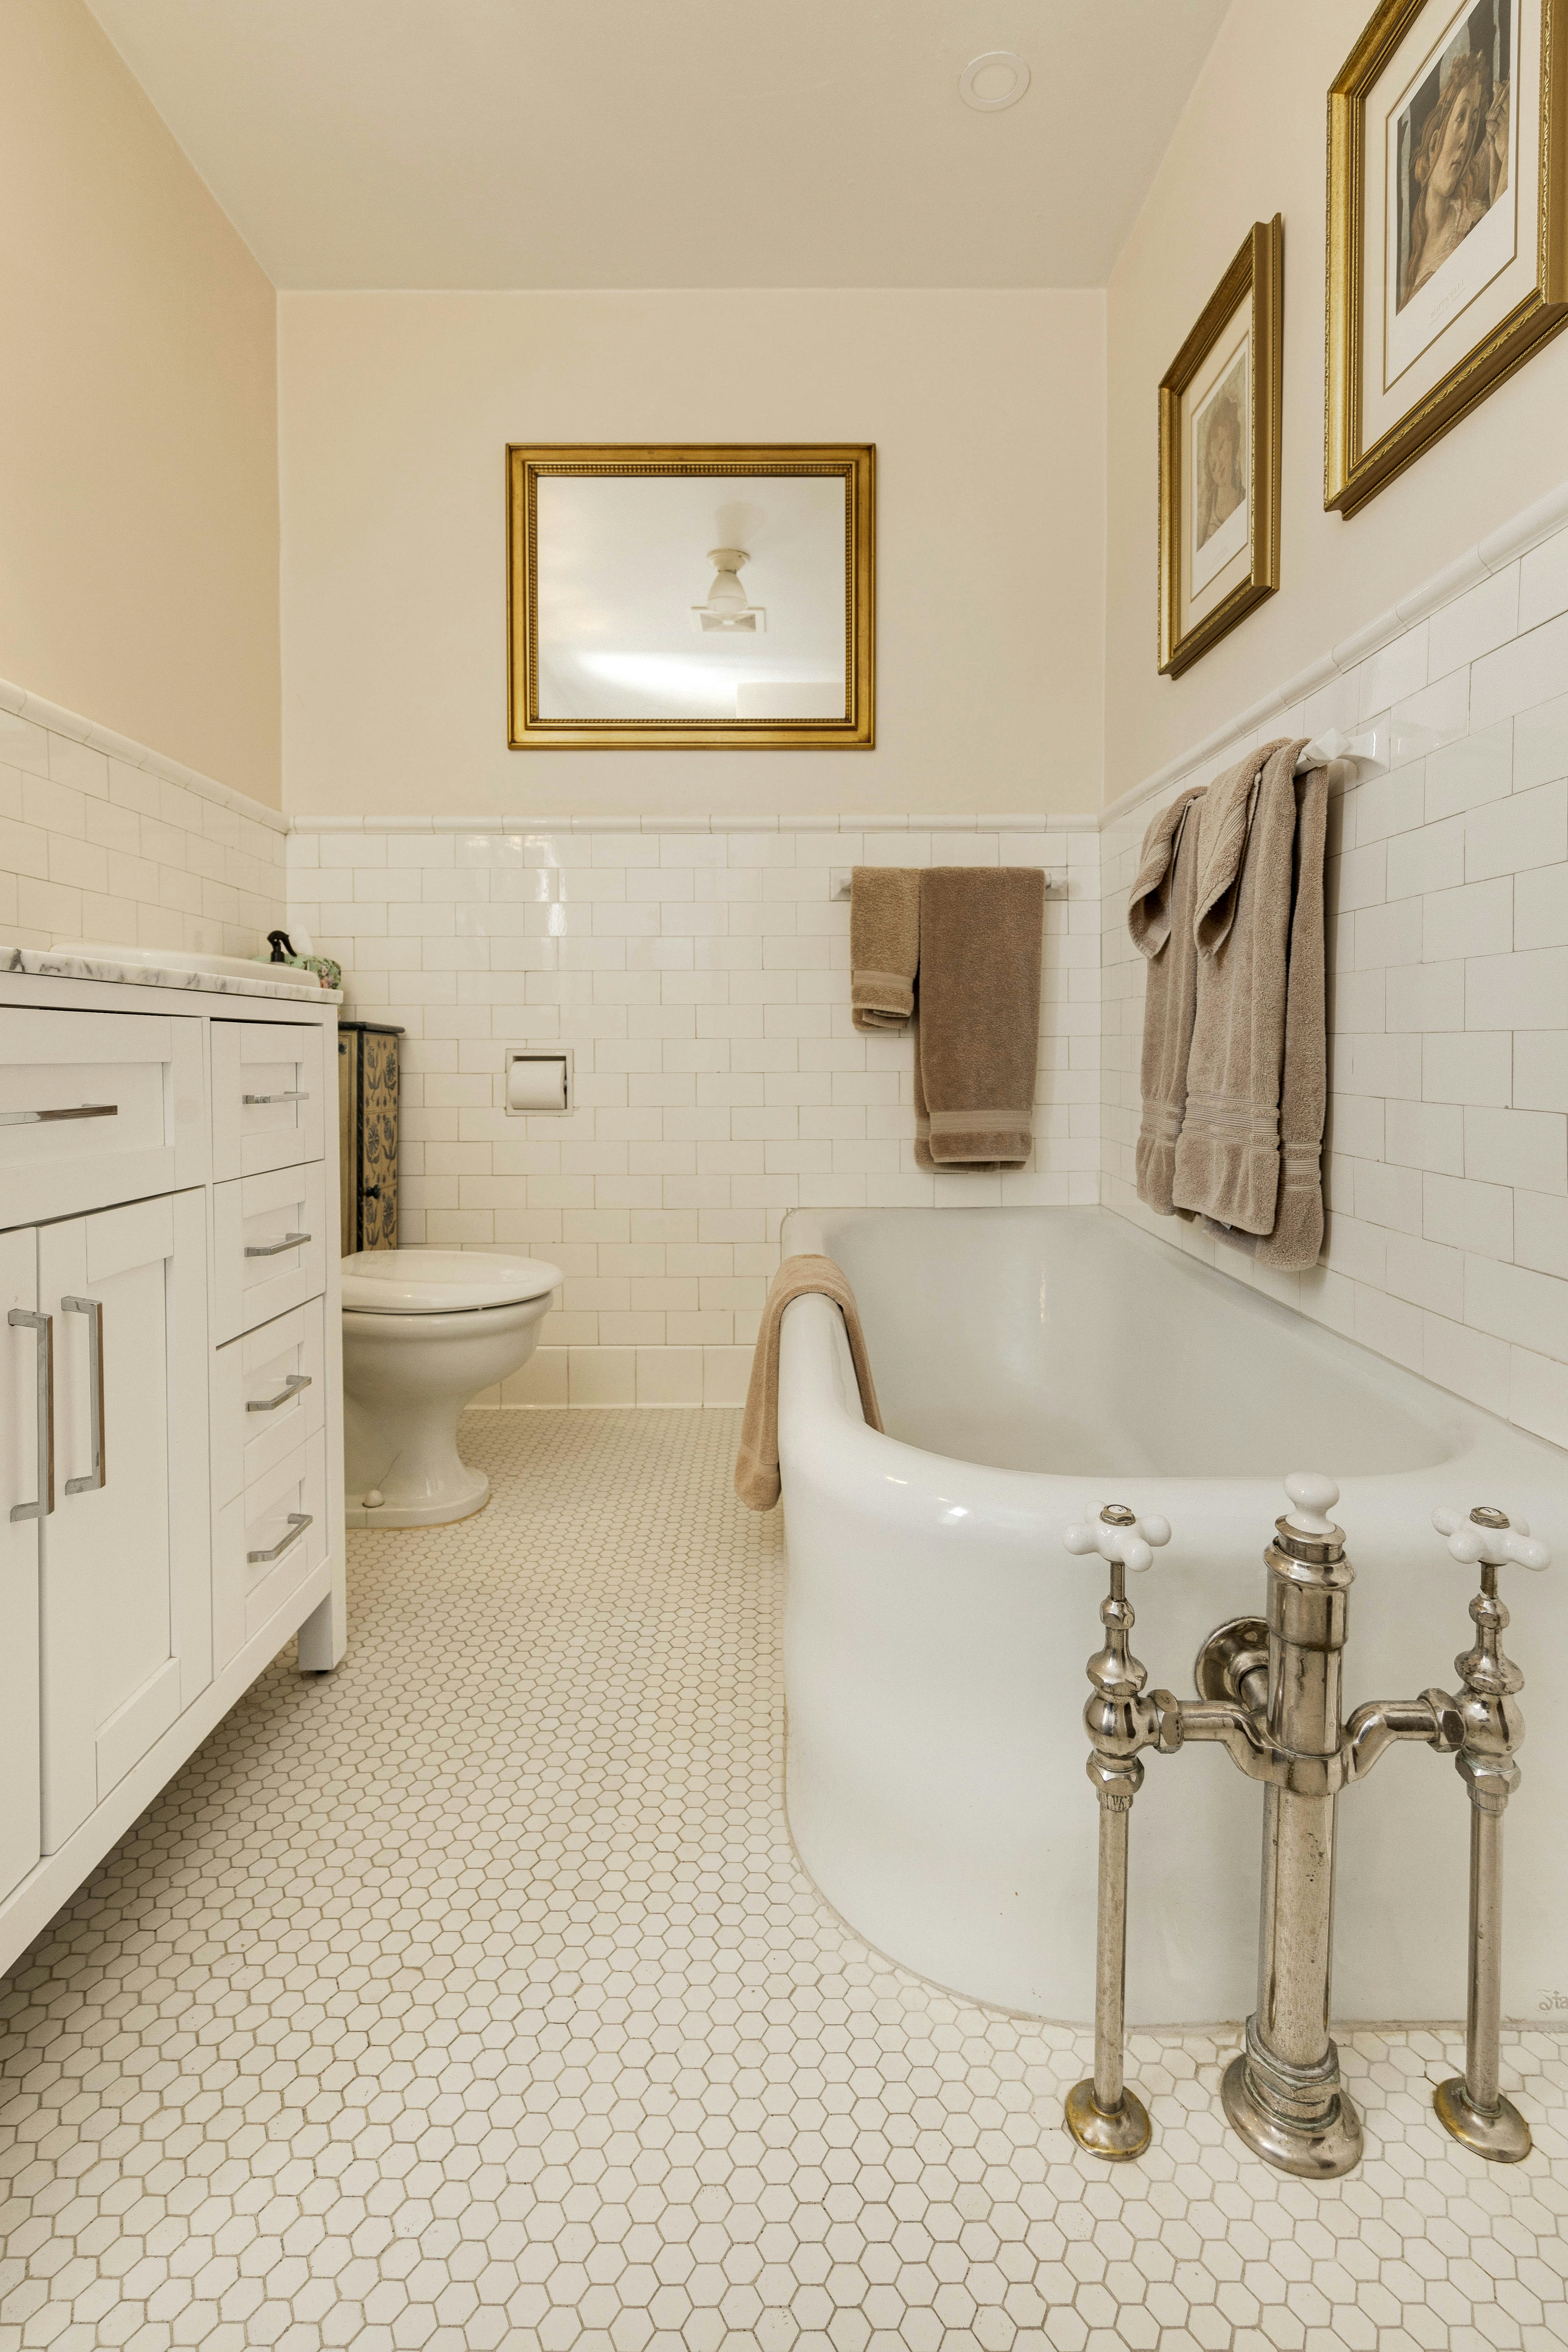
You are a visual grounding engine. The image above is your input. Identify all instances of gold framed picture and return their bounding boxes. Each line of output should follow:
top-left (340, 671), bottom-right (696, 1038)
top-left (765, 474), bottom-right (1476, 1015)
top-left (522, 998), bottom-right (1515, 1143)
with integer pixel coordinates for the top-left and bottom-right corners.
top-left (1158, 217), bottom-right (1284, 679)
top-left (1327, 0), bottom-right (1568, 516)
top-left (506, 443), bottom-right (875, 749)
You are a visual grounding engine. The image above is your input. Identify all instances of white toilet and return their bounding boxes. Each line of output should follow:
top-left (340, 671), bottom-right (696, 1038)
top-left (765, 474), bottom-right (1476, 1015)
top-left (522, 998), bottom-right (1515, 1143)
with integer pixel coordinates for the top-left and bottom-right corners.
top-left (341, 1249), bottom-right (563, 1527)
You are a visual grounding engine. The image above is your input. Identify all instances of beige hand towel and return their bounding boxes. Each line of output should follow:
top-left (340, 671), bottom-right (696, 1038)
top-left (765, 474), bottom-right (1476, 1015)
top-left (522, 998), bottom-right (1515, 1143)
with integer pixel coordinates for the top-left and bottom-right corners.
top-left (1171, 738), bottom-right (1313, 1241)
top-left (851, 866), bottom-right (921, 1031)
top-left (1255, 761), bottom-right (1330, 1272)
top-left (914, 867), bottom-right (1045, 1167)
top-left (1128, 784), bottom-right (1207, 1216)
top-left (735, 1254), bottom-right (883, 1512)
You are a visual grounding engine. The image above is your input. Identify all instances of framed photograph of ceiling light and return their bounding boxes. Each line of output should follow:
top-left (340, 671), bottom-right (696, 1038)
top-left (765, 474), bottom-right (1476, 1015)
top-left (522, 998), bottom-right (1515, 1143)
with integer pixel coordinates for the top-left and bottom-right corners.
top-left (1326, 0), bottom-right (1567, 516)
top-left (1158, 217), bottom-right (1283, 678)
top-left (506, 443), bottom-right (875, 748)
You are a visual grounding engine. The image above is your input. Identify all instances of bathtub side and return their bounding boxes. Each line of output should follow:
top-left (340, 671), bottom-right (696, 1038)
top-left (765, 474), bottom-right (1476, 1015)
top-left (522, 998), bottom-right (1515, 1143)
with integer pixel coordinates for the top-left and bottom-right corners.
top-left (777, 1293), bottom-right (1261, 2022)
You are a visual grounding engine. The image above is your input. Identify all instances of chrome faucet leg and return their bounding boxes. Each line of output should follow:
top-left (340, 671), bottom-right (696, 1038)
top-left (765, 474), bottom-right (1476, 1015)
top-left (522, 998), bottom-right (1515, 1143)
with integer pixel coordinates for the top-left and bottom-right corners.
top-left (1065, 1775), bottom-right (1149, 2158)
top-left (1092, 1797), bottom-right (1130, 2117)
top-left (1432, 1785), bottom-right (1525, 2158)
top-left (1061, 1504), bottom-right (1175, 2161)
top-left (1219, 1476), bottom-right (1363, 2178)
top-left (1429, 1506), bottom-right (1548, 2163)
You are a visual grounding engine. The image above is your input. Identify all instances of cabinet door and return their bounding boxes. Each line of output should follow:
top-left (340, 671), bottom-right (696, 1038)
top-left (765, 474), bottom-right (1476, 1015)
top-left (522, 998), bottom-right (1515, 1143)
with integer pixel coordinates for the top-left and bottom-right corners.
top-left (38, 1190), bottom-right (211, 1853)
top-left (0, 1229), bottom-right (42, 1902)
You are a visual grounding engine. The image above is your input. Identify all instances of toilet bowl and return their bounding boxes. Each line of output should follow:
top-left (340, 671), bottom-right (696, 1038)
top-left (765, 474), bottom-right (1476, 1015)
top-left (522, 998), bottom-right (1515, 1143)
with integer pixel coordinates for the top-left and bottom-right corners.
top-left (341, 1249), bottom-right (562, 1526)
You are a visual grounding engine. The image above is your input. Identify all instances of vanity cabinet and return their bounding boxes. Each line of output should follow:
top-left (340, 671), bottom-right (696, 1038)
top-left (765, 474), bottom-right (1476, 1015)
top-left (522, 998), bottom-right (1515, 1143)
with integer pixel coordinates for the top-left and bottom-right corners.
top-left (0, 962), bottom-right (345, 1976)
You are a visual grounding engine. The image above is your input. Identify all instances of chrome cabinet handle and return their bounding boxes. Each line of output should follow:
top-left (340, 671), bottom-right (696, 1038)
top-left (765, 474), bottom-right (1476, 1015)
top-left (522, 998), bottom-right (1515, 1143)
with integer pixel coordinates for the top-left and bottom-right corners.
top-left (245, 1232), bottom-right (312, 1258)
top-left (60, 1296), bottom-right (105, 1496)
top-left (247, 1372), bottom-right (312, 1414)
top-left (0, 1103), bottom-right (118, 1128)
top-left (249, 1510), bottom-right (312, 1564)
top-left (242, 1091), bottom-right (310, 1105)
top-left (7, 1309), bottom-right (53, 1521)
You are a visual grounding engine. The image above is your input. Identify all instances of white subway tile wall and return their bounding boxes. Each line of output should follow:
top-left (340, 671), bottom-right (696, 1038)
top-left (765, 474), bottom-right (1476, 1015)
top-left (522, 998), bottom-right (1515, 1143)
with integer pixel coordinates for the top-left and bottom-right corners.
top-left (0, 705), bottom-right (287, 957)
top-left (289, 821), bottom-right (1101, 1408)
top-left (1102, 523), bottom-right (1568, 1453)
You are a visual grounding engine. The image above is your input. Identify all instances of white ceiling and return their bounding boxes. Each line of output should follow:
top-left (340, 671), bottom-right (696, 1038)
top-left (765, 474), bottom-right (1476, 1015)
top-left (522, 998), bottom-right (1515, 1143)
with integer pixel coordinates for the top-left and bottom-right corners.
top-left (85, 0), bottom-right (1229, 290)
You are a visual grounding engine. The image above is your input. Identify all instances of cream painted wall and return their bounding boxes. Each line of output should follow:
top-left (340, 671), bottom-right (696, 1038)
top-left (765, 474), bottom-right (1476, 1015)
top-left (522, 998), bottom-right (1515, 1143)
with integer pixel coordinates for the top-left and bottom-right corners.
top-left (0, 0), bottom-right (280, 806)
top-left (1105, 0), bottom-right (1568, 804)
top-left (278, 291), bottom-right (1105, 820)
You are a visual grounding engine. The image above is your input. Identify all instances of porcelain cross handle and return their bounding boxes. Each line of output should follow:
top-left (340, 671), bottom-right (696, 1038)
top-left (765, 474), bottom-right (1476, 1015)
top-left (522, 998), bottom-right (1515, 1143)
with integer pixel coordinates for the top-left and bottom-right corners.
top-left (1433, 1505), bottom-right (1550, 1573)
top-left (1064, 1503), bottom-right (1172, 1575)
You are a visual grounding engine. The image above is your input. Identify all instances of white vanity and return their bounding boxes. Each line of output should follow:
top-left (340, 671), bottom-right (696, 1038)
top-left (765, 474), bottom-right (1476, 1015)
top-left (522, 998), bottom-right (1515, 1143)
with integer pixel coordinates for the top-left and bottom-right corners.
top-left (0, 947), bottom-right (346, 1978)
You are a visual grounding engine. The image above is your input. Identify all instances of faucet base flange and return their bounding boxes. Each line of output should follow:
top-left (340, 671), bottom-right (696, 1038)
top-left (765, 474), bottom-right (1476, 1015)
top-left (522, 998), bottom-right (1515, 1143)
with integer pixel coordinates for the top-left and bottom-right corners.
top-left (1194, 1615), bottom-right (1270, 1705)
top-left (1064, 2079), bottom-right (1151, 2160)
top-left (1221, 2054), bottom-right (1363, 2177)
top-left (1433, 2076), bottom-right (1531, 2162)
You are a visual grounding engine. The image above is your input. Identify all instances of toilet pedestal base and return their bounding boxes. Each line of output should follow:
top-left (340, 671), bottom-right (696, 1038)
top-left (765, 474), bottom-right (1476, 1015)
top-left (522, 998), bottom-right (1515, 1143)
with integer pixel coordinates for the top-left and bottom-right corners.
top-left (347, 1473), bottom-right (489, 1530)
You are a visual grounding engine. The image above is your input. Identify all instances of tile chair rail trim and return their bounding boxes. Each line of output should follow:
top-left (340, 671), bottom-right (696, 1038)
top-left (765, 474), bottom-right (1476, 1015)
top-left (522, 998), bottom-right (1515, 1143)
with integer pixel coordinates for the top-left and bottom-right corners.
top-left (0, 674), bottom-right (290, 835)
top-left (1103, 470), bottom-right (1568, 834)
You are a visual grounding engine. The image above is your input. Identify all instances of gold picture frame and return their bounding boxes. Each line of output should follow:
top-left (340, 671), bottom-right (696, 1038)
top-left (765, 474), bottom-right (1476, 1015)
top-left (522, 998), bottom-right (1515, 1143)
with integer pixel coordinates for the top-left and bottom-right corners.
top-left (506, 442), bottom-right (875, 749)
top-left (1327, 0), bottom-right (1568, 516)
top-left (1158, 217), bottom-right (1284, 679)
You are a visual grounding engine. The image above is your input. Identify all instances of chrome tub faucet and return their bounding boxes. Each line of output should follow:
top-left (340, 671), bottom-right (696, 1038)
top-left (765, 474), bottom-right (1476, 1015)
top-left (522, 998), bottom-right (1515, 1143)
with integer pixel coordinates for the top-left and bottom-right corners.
top-left (1061, 1476), bottom-right (1549, 2178)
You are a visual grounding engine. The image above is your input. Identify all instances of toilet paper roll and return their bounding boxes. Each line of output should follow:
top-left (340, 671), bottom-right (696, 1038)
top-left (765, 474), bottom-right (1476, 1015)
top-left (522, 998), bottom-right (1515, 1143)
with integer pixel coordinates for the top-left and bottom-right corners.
top-left (507, 1054), bottom-right (568, 1112)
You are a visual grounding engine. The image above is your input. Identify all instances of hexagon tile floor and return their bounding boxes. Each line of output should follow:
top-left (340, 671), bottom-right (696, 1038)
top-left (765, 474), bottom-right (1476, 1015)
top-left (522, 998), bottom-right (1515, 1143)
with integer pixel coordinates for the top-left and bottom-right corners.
top-left (2, 1410), bottom-right (1566, 2352)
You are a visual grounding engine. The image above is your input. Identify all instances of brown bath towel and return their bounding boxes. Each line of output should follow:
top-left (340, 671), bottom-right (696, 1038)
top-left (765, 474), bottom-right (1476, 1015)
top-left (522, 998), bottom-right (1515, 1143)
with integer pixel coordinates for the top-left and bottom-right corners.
top-left (1128, 784), bottom-right (1207, 1216)
top-left (1171, 738), bottom-right (1326, 1261)
top-left (735, 1254), bottom-right (883, 1511)
top-left (1256, 761), bottom-right (1330, 1272)
top-left (914, 867), bottom-right (1045, 1167)
top-left (851, 867), bottom-right (921, 1031)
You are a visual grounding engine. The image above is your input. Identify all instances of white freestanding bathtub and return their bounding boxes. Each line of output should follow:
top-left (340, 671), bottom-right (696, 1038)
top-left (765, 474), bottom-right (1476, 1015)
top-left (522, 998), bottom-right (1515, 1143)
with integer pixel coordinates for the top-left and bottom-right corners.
top-left (777, 1206), bottom-right (1568, 2028)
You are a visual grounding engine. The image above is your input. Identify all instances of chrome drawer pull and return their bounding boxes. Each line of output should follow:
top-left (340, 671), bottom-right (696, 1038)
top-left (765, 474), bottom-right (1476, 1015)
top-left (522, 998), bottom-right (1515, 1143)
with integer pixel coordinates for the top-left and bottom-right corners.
top-left (247, 1372), bottom-right (312, 1414)
top-left (7, 1309), bottom-right (53, 1521)
top-left (60, 1296), bottom-right (105, 1495)
top-left (243, 1090), bottom-right (310, 1105)
top-left (245, 1231), bottom-right (312, 1258)
top-left (0, 1103), bottom-right (118, 1127)
top-left (249, 1511), bottom-right (312, 1565)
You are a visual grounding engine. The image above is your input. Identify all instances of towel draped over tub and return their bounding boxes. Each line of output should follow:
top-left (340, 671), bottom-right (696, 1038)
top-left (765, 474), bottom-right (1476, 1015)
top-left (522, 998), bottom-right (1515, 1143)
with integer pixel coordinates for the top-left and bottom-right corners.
top-left (735, 1254), bottom-right (882, 1510)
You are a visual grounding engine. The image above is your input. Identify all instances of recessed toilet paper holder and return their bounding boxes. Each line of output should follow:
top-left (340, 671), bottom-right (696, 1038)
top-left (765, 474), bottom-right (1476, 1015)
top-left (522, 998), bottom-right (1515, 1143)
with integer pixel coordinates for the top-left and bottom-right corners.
top-left (504, 1045), bottom-right (573, 1115)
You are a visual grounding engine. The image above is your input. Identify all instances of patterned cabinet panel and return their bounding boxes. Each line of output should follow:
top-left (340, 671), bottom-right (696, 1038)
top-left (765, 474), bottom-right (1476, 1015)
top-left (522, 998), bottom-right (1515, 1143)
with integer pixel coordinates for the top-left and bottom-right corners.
top-left (337, 1022), bottom-right (403, 1256)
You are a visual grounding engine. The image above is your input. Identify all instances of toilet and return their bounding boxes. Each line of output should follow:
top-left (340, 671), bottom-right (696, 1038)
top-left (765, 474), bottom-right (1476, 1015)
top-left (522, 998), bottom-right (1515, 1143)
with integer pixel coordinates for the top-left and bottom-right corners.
top-left (341, 1248), bottom-right (563, 1527)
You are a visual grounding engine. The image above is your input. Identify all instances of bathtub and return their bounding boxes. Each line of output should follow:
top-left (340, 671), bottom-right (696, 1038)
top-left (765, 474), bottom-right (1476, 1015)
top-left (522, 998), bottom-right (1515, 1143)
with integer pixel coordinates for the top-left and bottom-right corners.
top-left (777, 1205), bottom-right (1568, 2027)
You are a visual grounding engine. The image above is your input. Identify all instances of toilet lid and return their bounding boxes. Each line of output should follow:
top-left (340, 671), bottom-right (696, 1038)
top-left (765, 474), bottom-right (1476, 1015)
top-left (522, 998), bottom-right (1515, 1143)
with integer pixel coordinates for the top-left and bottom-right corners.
top-left (341, 1248), bottom-right (563, 1314)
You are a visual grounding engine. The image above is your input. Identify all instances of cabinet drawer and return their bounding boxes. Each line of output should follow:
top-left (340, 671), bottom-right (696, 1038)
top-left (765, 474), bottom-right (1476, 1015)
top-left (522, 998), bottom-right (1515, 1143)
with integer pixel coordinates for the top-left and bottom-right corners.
top-left (212, 1296), bottom-right (327, 1509)
top-left (213, 1163), bottom-right (327, 1343)
top-left (211, 1020), bottom-right (324, 1180)
top-left (0, 1006), bottom-right (205, 1228)
top-left (213, 1426), bottom-right (328, 1667)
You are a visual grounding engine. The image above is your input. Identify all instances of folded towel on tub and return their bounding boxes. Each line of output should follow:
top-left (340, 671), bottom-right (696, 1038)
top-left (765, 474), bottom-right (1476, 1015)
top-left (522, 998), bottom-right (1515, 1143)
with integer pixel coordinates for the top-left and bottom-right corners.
top-left (1127, 782), bottom-right (1208, 1216)
top-left (851, 866), bottom-right (921, 1030)
top-left (735, 1254), bottom-right (883, 1511)
top-left (1170, 737), bottom-right (1328, 1266)
top-left (913, 866), bottom-right (1045, 1167)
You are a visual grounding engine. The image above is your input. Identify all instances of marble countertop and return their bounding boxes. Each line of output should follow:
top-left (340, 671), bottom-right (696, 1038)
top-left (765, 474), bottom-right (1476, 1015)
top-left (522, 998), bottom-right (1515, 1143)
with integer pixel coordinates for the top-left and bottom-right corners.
top-left (1, 943), bottom-right (342, 1005)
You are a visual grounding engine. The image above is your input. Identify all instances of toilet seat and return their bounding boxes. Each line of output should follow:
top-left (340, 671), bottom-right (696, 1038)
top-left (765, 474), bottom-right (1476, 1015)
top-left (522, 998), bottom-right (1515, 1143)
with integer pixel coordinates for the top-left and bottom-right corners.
top-left (341, 1247), bottom-right (562, 1316)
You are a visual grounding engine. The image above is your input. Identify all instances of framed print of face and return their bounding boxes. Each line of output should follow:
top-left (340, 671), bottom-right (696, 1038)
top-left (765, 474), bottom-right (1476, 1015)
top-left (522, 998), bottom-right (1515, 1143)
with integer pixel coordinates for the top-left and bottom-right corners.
top-left (1158, 217), bottom-right (1283, 679)
top-left (1327, 0), bottom-right (1568, 514)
